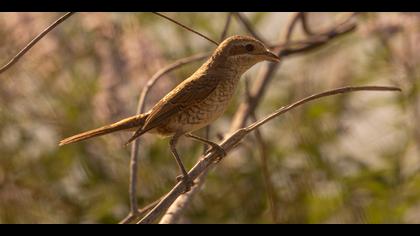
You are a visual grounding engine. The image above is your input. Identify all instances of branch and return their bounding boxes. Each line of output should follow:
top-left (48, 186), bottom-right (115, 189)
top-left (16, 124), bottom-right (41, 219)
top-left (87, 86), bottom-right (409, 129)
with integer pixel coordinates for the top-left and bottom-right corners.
top-left (152, 12), bottom-right (219, 46)
top-left (285, 12), bottom-right (304, 43)
top-left (220, 13), bottom-right (233, 41)
top-left (250, 112), bottom-right (278, 223)
top-left (233, 12), bottom-right (267, 44)
top-left (137, 85), bottom-right (401, 224)
top-left (0, 12), bottom-right (75, 75)
top-left (300, 13), bottom-right (315, 36)
top-left (119, 198), bottom-right (162, 224)
top-left (159, 172), bottom-right (208, 224)
top-left (244, 78), bottom-right (278, 222)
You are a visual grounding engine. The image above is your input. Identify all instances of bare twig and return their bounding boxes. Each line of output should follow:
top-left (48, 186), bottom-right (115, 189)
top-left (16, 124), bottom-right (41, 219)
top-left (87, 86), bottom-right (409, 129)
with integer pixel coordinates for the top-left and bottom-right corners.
top-left (300, 13), bottom-right (315, 36)
top-left (285, 12), bottom-right (304, 43)
top-left (246, 86), bottom-right (401, 132)
top-left (137, 85), bottom-right (401, 224)
top-left (159, 172), bottom-right (208, 224)
top-left (152, 12), bottom-right (219, 46)
top-left (119, 198), bottom-right (162, 224)
top-left (0, 12), bottom-right (75, 75)
top-left (220, 13), bottom-right (233, 41)
top-left (233, 12), bottom-right (267, 44)
top-left (245, 77), bottom-right (278, 222)
top-left (251, 112), bottom-right (278, 223)
top-left (278, 20), bottom-right (357, 57)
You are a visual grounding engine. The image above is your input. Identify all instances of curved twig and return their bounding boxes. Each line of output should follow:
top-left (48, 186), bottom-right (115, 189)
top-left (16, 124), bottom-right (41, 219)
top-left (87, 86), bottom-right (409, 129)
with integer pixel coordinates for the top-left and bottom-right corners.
top-left (0, 12), bottom-right (75, 75)
top-left (220, 13), bottom-right (233, 41)
top-left (233, 12), bottom-right (267, 44)
top-left (300, 13), bottom-right (315, 36)
top-left (119, 198), bottom-right (162, 224)
top-left (285, 12), bottom-right (304, 43)
top-left (152, 12), bottom-right (219, 46)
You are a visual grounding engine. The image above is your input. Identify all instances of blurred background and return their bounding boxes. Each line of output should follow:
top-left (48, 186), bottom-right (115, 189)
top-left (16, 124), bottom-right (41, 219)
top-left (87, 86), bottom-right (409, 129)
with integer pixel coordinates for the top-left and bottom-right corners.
top-left (0, 12), bottom-right (419, 223)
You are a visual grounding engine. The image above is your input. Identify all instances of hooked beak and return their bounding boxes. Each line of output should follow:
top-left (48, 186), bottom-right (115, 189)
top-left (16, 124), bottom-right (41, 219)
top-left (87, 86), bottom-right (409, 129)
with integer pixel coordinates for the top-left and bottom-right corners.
top-left (261, 50), bottom-right (281, 62)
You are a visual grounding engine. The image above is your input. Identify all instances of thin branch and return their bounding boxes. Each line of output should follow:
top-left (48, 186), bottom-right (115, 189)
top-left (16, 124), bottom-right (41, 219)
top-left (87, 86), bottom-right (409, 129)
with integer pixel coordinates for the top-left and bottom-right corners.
top-left (220, 13), bottom-right (233, 41)
top-left (137, 85), bottom-right (401, 224)
top-left (119, 198), bottom-right (162, 224)
top-left (251, 112), bottom-right (278, 223)
top-left (300, 13), bottom-right (315, 36)
top-left (0, 12), bottom-right (75, 75)
top-left (159, 171), bottom-right (208, 224)
top-left (285, 12), bottom-right (304, 43)
top-left (233, 12), bottom-right (267, 44)
top-left (246, 86), bottom-right (401, 132)
top-left (152, 12), bottom-right (219, 46)
top-left (245, 77), bottom-right (278, 222)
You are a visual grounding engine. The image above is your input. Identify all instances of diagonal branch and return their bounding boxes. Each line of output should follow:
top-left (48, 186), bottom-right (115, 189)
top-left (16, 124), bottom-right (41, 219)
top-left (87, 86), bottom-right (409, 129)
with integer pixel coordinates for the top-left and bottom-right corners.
top-left (0, 12), bottom-right (75, 75)
top-left (152, 12), bottom-right (219, 46)
top-left (220, 13), bottom-right (233, 41)
top-left (300, 13), bottom-right (315, 36)
top-left (137, 85), bottom-right (401, 224)
top-left (233, 12), bottom-right (267, 44)
top-left (251, 112), bottom-right (278, 223)
top-left (285, 12), bottom-right (304, 43)
top-left (119, 197), bottom-right (162, 224)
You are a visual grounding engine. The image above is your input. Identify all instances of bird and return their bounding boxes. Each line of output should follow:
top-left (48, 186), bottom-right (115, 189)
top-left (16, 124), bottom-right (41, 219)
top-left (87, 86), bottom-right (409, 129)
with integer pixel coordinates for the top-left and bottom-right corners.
top-left (59, 35), bottom-right (280, 191)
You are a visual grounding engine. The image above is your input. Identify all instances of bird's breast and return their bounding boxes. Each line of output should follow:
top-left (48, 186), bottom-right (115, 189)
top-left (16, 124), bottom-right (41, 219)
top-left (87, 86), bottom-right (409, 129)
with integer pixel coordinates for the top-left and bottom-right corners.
top-left (161, 76), bottom-right (240, 134)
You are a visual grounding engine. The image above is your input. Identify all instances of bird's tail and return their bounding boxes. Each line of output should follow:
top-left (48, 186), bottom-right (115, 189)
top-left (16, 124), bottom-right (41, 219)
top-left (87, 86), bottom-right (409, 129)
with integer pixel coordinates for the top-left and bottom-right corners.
top-left (59, 113), bottom-right (149, 146)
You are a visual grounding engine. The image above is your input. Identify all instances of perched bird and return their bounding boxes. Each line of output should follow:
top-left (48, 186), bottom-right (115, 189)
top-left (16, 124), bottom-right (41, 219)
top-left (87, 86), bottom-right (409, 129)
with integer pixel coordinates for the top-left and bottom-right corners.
top-left (59, 35), bottom-right (280, 191)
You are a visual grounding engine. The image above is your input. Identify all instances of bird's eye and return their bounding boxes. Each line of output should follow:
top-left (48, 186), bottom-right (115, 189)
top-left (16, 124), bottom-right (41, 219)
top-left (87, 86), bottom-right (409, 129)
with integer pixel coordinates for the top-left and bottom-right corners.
top-left (245, 44), bottom-right (255, 52)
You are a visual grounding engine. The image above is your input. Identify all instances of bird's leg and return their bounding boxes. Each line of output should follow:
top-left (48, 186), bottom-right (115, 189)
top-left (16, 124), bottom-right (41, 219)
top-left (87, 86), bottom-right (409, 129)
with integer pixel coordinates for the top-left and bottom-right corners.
top-left (185, 133), bottom-right (226, 163)
top-left (169, 134), bottom-right (194, 193)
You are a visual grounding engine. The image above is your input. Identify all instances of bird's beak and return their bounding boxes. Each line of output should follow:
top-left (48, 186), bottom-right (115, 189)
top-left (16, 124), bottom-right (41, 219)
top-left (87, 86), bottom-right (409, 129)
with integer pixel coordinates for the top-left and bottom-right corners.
top-left (262, 50), bottom-right (281, 62)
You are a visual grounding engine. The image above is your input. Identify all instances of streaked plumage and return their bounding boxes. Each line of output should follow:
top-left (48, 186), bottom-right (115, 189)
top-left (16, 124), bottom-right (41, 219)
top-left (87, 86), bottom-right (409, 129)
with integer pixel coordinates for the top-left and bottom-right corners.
top-left (59, 35), bottom-right (280, 191)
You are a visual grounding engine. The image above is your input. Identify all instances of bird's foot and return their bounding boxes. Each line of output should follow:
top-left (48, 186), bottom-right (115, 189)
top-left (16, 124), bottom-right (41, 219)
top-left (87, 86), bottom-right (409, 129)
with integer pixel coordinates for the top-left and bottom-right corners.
top-left (176, 174), bottom-right (194, 193)
top-left (205, 144), bottom-right (226, 163)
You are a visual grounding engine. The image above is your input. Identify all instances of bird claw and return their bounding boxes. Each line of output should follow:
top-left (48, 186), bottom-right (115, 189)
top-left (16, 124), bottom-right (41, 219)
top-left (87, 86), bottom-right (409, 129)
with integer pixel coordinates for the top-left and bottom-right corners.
top-left (176, 174), bottom-right (194, 193)
top-left (205, 144), bottom-right (226, 163)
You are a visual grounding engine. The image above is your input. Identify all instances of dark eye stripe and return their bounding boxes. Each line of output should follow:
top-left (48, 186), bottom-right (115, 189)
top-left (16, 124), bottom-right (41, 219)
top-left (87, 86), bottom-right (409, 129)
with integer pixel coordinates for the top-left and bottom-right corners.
top-left (245, 44), bottom-right (254, 52)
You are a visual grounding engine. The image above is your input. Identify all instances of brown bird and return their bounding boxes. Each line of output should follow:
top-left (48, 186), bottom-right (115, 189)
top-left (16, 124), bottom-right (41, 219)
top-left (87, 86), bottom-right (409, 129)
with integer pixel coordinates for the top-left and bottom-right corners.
top-left (59, 35), bottom-right (280, 191)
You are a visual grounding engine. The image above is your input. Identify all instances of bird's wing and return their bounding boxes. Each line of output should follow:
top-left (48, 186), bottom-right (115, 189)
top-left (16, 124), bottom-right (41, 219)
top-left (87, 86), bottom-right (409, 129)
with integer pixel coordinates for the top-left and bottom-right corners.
top-left (142, 75), bottom-right (220, 133)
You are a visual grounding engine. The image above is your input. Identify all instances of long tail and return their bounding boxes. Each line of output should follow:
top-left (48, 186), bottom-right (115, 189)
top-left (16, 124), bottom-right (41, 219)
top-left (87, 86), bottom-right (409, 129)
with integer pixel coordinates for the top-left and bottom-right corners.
top-left (59, 113), bottom-right (149, 146)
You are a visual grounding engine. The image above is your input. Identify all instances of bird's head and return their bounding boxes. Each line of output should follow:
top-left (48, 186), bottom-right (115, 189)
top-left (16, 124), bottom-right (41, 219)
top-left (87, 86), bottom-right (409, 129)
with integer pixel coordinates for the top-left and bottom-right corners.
top-left (212, 35), bottom-right (280, 72)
